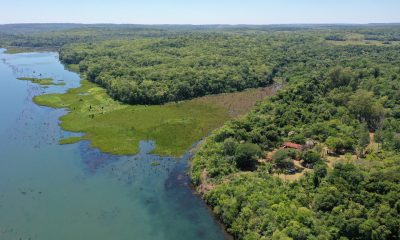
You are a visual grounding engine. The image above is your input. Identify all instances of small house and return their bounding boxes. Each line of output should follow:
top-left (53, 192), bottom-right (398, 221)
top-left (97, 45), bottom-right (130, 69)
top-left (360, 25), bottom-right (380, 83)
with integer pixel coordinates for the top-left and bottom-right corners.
top-left (282, 142), bottom-right (303, 151)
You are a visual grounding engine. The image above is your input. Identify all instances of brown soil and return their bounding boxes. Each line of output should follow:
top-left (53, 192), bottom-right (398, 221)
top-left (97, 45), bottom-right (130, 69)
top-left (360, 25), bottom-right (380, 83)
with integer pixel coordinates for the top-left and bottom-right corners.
top-left (198, 169), bottom-right (215, 194)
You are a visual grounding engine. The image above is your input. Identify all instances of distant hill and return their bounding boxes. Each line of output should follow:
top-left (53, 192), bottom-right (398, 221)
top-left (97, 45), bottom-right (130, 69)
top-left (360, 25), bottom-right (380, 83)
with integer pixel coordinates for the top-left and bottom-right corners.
top-left (0, 23), bottom-right (89, 34)
top-left (1, 23), bottom-right (400, 35)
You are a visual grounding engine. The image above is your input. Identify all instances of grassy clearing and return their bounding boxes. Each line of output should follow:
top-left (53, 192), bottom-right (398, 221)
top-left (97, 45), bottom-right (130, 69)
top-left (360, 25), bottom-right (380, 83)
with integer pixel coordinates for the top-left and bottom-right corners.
top-left (17, 77), bottom-right (66, 86)
top-left (34, 80), bottom-right (275, 156)
top-left (326, 40), bottom-right (399, 46)
top-left (324, 32), bottom-right (400, 46)
top-left (194, 85), bottom-right (280, 117)
top-left (325, 38), bottom-right (400, 47)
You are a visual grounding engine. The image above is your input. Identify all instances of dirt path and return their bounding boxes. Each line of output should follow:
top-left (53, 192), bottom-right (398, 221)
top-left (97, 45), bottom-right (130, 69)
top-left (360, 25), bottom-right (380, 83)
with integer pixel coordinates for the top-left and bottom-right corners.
top-left (198, 169), bottom-right (214, 194)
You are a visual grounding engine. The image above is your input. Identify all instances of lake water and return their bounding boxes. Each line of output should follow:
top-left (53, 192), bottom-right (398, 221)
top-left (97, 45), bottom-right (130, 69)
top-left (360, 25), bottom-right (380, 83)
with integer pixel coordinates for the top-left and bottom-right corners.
top-left (0, 49), bottom-right (228, 240)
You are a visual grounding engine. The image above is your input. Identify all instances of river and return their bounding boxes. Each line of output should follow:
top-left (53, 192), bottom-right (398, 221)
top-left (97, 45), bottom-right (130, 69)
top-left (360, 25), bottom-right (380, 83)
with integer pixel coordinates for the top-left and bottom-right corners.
top-left (0, 49), bottom-right (228, 240)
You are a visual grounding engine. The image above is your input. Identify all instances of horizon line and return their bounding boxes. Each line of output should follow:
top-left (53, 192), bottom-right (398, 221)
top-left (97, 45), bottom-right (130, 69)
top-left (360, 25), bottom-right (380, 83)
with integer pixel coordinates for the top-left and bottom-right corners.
top-left (1, 22), bottom-right (400, 26)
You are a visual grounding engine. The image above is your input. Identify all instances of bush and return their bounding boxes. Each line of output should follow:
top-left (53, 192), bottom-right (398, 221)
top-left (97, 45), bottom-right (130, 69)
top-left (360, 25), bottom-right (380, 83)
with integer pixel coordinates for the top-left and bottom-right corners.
top-left (273, 149), bottom-right (295, 169)
top-left (328, 67), bottom-right (353, 88)
top-left (314, 186), bottom-right (343, 212)
top-left (289, 134), bottom-right (306, 144)
top-left (303, 151), bottom-right (321, 166)
top-left (234, 143), bottom-right (262, 171)
top-left (312, 163), bottom-right (328, 187)
top-left (223, 138), bottom-right (238, 156)
top-left (314, 163), bottom-right (328, 179)
top-left (273, 150), bottom-right (289, 161)
top-left (393, 135), bottom-right (400, 152)
top-left (214, 127), bottom-right (235, 142)
top-left (326, 136), bottom-right (354, 153)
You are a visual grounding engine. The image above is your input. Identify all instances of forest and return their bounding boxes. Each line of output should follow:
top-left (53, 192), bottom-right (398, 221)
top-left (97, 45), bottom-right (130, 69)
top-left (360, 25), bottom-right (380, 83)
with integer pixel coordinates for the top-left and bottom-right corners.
top-left (1, 24), bottom-right (399, 239)
top-left (2, 24), bottom-right (399, 105)
top-left (58, 35), bottom-right (277, 104)
top-left (189, 28), bottom-right (400, 239)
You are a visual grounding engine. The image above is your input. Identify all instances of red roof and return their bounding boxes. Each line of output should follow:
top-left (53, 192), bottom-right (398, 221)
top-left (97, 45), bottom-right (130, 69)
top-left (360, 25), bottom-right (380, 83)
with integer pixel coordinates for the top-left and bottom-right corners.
top-left (283, 142), bottom-right (303, 150)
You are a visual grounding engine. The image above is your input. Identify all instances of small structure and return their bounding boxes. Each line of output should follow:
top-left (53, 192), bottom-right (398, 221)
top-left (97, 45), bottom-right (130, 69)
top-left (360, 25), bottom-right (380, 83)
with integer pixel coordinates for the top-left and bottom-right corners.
top-left (303, 140), bottom-right (316, 150)
top-left (282, 142), bottom-right (303, 151)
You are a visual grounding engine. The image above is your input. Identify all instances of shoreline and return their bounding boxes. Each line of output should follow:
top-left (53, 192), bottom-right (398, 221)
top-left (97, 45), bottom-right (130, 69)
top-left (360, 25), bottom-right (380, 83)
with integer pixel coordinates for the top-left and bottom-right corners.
top-left (12, 48), bottom-right (277, 239)
top-left (18, 49), bottom-right (251, 239)
top-left (3, 48), bottom-right (234, 239)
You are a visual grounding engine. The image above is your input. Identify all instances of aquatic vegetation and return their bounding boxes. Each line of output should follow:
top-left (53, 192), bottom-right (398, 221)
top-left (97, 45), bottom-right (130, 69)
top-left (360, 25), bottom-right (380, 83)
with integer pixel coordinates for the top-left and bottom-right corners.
top-left (0, 50), bottom-right (228, 240)
top-left (17, 77), bottom-right (66, 86)
top-left (150, 161), bottom-right (160, 166)
top-left (59, 136), bottom-right (83, 145)
top-left (34, 80), bottom-right (273, 156)
top-left (3, 47), bottom-right (43, 54)
top-left (3, 24), bottom-right (400, 240)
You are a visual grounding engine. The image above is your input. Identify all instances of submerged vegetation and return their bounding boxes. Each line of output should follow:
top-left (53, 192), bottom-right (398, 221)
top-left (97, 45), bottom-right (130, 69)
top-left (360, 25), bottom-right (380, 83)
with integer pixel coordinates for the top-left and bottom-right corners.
top-left (58, 136), bottom-right (83, 145)
top-left (4, 47), bottom-right (39, 54)
top-left (17, 77), bottom-right (65, 86)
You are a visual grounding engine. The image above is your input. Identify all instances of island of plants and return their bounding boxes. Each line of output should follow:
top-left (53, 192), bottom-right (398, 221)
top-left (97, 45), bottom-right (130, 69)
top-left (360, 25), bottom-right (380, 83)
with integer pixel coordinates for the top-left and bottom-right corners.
top-left (17, 77), bottom-right (65, 86)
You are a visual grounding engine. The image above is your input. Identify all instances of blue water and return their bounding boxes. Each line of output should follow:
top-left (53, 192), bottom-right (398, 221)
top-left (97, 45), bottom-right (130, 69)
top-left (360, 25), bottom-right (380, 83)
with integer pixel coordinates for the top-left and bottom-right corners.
top-left (0, 49), bottom-right (228, 240)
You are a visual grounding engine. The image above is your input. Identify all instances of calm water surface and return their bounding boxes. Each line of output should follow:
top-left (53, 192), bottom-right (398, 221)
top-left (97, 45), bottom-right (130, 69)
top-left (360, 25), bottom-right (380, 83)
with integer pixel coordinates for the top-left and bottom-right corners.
top-left (0, 49), bottom-right (228, 240)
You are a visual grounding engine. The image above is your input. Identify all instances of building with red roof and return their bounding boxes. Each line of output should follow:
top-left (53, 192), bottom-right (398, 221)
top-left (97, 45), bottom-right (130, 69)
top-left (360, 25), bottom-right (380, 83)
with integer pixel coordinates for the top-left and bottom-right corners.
top-left (282, 142), bottom-right (303, 150)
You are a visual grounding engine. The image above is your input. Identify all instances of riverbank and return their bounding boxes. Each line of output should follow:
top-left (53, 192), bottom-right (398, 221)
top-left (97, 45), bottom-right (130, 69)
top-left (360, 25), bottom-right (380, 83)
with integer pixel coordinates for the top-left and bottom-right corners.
top-left (21, 49), bottom-right (278, 238)
top-left (1, 49), bottom-right (234, 240)
top-left (3, 46), bottom-right (57, 54)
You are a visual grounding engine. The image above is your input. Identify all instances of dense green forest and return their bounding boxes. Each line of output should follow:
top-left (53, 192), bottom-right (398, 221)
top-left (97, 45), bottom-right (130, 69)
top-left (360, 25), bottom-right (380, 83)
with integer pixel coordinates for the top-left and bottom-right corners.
top-left (190, 28), bottom-right (400, 239)
top-left (58, 35), bottom-right (277, 104)
top-left (1, 24), bottom-right (400, 239)
top-left (2, 24), bottom-right (400, 104)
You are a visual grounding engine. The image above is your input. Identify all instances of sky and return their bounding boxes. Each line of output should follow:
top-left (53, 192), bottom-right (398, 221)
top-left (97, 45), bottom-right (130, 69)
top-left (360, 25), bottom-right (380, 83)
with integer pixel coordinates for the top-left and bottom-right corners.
top-left (1, 0), bottom-right (399, 25)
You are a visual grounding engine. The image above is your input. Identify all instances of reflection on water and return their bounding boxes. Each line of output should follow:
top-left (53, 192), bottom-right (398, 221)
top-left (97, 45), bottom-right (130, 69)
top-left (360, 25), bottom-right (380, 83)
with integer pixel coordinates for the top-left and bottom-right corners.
top-left (0, 49), bottom-right (228, 240)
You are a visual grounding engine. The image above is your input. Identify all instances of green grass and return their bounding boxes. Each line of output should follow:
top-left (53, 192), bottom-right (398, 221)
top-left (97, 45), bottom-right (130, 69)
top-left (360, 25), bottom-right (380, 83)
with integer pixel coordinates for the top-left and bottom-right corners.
top-left (34, 80), bottom-right (275, 156)
top-left (34, 80), bottom-right (220, 156)
top-left (17, 77), bottom-right (66, 86)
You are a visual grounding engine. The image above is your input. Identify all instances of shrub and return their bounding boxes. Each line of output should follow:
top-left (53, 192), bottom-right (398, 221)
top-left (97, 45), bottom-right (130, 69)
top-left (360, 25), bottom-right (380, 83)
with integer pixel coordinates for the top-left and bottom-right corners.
top-left (273, 149), bottom-right (295, 169)
top-left (393, 135), bottom-right (400, 151)
top-left (223, 137), bottom-right (238, 156)
top-left (303, 151), bottom-right (321, 166)
top-left (326, 136), bottom-right (354, 153)
top-left (234, 143), bottom-right (262, 171)
top-left (314, 186), bottom-right (343, 212)
top-left (289, 134), bottom-right (306, 144)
